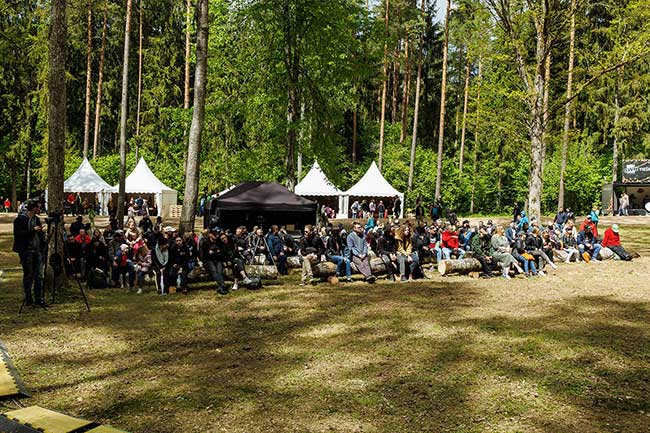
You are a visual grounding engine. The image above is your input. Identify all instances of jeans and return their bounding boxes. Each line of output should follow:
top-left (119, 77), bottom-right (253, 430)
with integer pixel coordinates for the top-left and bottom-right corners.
top-left (20, 251), bottom-right (43, 303)
top-left (512, 252), bottom-right (537, 274)
top-left (329, 255), bottom-right (351, 278)
top-left (442, 248), bottom-right (465, 260)
top-left (380, 254), bottom-right (397, 276)
top-left (397, 253), bottom-right (419, 278)
top-left (579, 243), bottom-right (602, 259)
top-left (204, 260), bottom-right (225, 290)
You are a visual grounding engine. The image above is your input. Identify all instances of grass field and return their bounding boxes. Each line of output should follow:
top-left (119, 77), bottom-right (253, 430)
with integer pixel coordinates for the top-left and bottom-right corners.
top-left (1, 214), bottom-right (649, 432)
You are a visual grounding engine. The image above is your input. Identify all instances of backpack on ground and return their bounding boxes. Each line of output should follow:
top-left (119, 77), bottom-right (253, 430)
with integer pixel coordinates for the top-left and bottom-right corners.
top-left (246, 276), bottom-right (262, 290)
top-left (87, 268), bottom-right (108, 289)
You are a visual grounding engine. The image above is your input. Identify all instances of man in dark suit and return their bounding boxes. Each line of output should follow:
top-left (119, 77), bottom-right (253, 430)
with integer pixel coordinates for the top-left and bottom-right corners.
top-left (13, 201), bottom-right (46, 306)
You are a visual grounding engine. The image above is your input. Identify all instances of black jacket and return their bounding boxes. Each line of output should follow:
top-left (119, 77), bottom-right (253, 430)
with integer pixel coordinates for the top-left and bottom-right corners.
top-left (299, 234), bottom-right (324, 257)
top-left (200, 236), bottom-right (232, 262)
top-left (13, 214), bottom-right (44, 254)
top-left (326, 235), bottom-right (346, 258)
top-left (377, 234), bottom-right (396, 255)
top-left (170, 242), bottom-right (191, 268)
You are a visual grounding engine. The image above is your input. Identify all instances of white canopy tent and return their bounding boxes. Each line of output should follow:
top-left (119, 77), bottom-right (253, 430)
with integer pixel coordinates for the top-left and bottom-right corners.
top-left (341, 161), bottom-right (404, 218)
top-left (47, 158), bottom-right (112, 215)
top-left (295, 160), bottom-right (344, 213)
top-left (110, 157), bottom-right (178, 218)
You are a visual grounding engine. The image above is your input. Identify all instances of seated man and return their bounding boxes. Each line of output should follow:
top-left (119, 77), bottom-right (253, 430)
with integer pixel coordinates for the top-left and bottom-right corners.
top-left (266, 225), bottom-right (288, 275)
top-left (470, 226), bottom-right (494, 278)
top-left (577, 225), bottom-right (602, 263)
top-left (69, 215), bottom-right (84, 237)
top-left (395, 225), bottom-right (419, 281)
top-left (601, 224), bottom-right (633, 261)
top-left (346, 222), bottom-right (376, 283)
top-left (377, 225), bottom-right (398, 281)
top-left (299, 224), bottom-right (324, 285)
top-left (169, 235), bottom-right (191, 294)
top-left (199, 227), bottom-right (230, 295)
top-left (579, 215), bottom-right (599, 239)
top-left (458, 220), bottom-right (473, 251)
top-left (441, 224), bottom-right (465, 260)
top-left (422, 224), bottom-right (442, 264)
top-left (326, 227), bottom-right (352, 282)
top-left (560, 225), bottom-right (579, 263)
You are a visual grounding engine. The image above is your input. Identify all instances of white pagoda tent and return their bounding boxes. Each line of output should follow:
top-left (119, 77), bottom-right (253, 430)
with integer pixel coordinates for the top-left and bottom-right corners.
top-left (295, 160), bottom-right (344, 213)
top-left (341, 161), bottom-right (404, 218)
top-left (53, 158), bottom-right (112, 215)
top-left (110, 157), bottom-right (178, 218)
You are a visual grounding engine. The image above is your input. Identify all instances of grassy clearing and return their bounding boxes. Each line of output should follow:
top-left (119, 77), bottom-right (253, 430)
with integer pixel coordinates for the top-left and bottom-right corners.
top-left (1, 215), bottom-right (649, 432)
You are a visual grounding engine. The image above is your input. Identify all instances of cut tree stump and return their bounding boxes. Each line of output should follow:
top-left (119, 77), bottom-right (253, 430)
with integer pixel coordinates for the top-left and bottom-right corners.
top-left (438, 258), bottom-right (482, 276)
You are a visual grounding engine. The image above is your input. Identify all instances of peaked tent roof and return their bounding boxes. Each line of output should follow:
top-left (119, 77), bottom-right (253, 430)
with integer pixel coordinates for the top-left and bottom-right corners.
top-left (110, 157), bottom-right (175, 193)
top-left (295, 160), bottom-right (342, 196)
top-left (216, 182), bottom-right (317, 212)
top-left (345, 161), bottom-right (402, 197)
top-left (64, 158), bottom-right (112, 192)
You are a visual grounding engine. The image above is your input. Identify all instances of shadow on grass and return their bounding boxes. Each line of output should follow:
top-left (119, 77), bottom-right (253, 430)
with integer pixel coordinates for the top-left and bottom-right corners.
top-left (1, 236), bottom-right (650, 431)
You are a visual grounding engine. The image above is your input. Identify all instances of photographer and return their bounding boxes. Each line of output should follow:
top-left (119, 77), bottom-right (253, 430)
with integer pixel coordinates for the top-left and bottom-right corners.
top-left (13, 201), bottom-right (46, 307)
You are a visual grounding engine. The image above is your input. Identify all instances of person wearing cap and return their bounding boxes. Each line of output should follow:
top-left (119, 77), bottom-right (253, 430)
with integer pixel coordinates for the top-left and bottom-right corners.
top-left (560, 225), bottom-right (579, 263)
top-left (579, 215), bottom-right (599, 239)
top-left (601, 224), bottom-right (632, 261)
top-left (577, 225), bottom-right (602, 263)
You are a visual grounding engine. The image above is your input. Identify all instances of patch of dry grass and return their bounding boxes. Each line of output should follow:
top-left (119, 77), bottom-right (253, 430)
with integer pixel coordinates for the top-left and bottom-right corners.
top-left (1, 214), bottom-right (649, 432)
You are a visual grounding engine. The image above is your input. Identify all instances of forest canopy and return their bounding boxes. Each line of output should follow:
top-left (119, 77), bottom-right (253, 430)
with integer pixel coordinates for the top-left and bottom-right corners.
top-left (1, 0), bottom-right (649, 216)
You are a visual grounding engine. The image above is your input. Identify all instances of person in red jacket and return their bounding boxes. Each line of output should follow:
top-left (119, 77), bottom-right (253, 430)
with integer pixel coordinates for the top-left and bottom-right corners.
top-left (601, 224), bottom-right (632, 261)
top-left (3, 198), bottom-right (10, 212)
top-left (579, 215), bottom-right (598, 239)
top-left (442, 224), bottom-right (465, 260)
top-left (74, 228), bottom-right (92, 246)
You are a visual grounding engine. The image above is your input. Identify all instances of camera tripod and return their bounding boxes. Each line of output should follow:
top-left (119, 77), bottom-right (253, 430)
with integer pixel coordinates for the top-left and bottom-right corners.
top-left (19, 214), bottom-right (90, 314)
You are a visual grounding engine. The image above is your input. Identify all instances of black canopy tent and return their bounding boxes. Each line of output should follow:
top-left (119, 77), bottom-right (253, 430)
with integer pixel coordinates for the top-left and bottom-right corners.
top-left (206, 182), bottom-right (318, 231)
top-left (602, 160), bottom-right (650, 215)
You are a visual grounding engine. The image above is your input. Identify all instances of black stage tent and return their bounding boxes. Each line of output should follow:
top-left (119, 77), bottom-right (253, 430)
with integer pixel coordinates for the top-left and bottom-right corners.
top-left (206, 182), bottom-right (318, 231)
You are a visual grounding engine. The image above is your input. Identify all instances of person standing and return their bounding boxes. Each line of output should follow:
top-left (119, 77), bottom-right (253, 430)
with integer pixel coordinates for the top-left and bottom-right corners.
top-left (13, 201), bottom-right (46, 307)
top-left (414, 199), bottom-right (424, 227)
top-left (618, 192), bottom-right (629, 216)
top-left (4, 197), bottom-right (11, 212)
top-left (392, 195), bottom-right (402, 218)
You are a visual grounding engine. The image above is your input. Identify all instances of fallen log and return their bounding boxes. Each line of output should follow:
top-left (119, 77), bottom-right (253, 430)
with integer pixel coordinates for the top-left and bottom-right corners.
top-left (438, 258), bottom-right (482, 276)
top-left (188, 264), bottom-right (278, 282)
top-left (312, 257), bottom-right (387, 278)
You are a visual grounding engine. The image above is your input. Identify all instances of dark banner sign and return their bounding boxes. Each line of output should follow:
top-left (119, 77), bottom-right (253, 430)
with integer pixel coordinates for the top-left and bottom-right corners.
top-left (622, 160), bottom-right (650, 183)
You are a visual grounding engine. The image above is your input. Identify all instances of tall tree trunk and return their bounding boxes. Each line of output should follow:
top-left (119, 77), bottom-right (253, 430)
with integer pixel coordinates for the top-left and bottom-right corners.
top-left (541, 52), bottom-right (551, 175)
top-left (407, 0), bottom-right (425, 193)
top-left (459, 55), bottom-right (470, 174)
top-left (93, 4), bottom-right (108, 159)
top-left (470, 58), bottom-right (482, 214)
top-left (283, 1), bottom-right (300, 190)
top-left (47, 0), bottom-right (67, 213)
top-left (179, 0), bottom-right (208, 234)
top-left (527, 26), bottom-right (547, 220)
top-left (612, 70), bottom-right (621, 182)
top-left (352, 109), bottom-right (357, 163)
top-left (378, 0), bottom-right (389, 171)
top-left (434, 0), bottom-right (451, 200)
top-left (83, 3), bottom-right (93, 159)
top-left (11, 160), bottom-right (17, 212)
top-left (391, 57), bottom-right (399, 124)
top-left (400, 37), bottom-right (411, 144)
top-left (117, 0), bottom-right (133, 227)
top-left (136, 0), bottom-right (143, 160)
top-left (184, 0), bottom-right (192, 109)
top-left (558, 0), bottom-right (576, 212)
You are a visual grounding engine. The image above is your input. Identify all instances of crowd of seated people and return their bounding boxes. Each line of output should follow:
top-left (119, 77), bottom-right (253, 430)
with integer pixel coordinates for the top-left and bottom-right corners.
top-left (61, 201), bottom-right (635, 297)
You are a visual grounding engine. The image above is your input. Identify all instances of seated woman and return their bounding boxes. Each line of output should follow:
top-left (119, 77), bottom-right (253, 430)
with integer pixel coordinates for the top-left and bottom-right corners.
top-left (114, 244), bottom-right (134, 289)
top-left (526, 227), bottom-right (558, 272)
top-left (512, 231), bottom-right (538, 277)
top-left (395, 225), bottom-right (419, 282)
top-left (169, 235), bottom-right (191, 294)
top-left (490, 226), bottom-right (523, 279)
top-left (326, 227), bottom-right (352, 282)
top-left (134, 244), bottom-right (152, 294)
